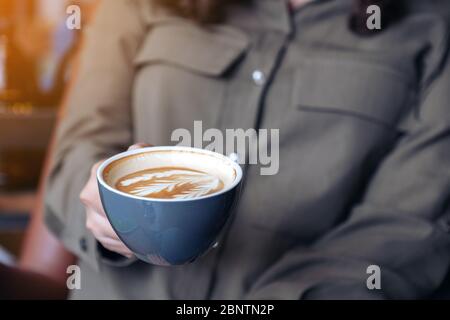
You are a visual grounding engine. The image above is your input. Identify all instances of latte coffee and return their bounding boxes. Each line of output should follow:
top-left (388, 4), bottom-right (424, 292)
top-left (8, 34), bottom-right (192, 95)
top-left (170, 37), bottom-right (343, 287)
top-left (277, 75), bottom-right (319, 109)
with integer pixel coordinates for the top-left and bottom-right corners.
top-left (98, 147), bottom-right (243, 265)
top-left (102, 149), bottom-right (238, 202)
top-left (116, 167), bottom-right (225, 200)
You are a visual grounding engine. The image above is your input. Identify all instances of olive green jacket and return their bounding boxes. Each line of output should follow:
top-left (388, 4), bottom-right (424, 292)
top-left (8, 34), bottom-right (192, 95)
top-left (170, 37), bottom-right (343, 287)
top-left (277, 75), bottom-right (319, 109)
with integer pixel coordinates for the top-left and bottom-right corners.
top-left (45, 0), bottom-right (450, 299)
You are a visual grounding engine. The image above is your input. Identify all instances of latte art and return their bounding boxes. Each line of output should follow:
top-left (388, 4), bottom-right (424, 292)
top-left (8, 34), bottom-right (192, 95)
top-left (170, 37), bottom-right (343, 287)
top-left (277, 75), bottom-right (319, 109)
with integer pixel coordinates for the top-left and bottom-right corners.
top-left (116, 167), bottom-right (225, 199)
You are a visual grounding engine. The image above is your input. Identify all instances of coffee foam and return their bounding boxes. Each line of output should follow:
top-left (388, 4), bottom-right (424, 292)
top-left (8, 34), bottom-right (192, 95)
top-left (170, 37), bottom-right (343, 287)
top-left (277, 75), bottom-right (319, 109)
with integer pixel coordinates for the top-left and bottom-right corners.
top-left (118, 168), bottom-right (223, 199)
top-left (103, 150), bottom-right (237, 197)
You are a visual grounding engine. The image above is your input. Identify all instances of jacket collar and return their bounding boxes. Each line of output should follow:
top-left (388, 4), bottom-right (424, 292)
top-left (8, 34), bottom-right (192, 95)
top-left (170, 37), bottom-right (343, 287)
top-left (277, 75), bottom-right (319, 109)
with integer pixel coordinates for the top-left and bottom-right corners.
top-left (253, 0), bottom-right (292, 33)
top-left (232, 0), bottom-right (329, 34)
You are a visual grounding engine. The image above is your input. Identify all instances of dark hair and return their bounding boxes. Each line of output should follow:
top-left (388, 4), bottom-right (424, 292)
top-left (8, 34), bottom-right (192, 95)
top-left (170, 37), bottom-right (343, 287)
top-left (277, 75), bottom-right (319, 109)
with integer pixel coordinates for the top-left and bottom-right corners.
top-left (154, 0), bottom-right (403, 35)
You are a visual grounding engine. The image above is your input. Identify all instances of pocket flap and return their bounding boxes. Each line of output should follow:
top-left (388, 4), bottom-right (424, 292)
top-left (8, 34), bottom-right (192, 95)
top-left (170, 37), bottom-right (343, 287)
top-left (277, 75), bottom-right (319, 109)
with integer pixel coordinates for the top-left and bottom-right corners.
top-left (134, 22), bottom-right (249, 76)
top-left (293, 58), bottom-right (413, 127)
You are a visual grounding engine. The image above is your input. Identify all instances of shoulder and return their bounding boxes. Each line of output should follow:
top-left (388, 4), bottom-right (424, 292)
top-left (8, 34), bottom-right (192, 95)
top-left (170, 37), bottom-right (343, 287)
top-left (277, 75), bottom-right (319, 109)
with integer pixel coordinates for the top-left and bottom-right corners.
top-left (85, 0), bottom-right (155, 40)
top-left (91, 0), bottom-right (153, 28)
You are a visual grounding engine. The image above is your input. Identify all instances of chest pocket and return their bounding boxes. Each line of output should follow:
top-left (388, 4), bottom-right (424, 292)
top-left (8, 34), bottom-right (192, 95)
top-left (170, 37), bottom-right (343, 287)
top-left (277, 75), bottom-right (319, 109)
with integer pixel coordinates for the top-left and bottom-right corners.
top-left (132, 21), bottom-right (249, 145)
top-left (245, 57), bottom-right (416, 240)
top-left (292, 57), bottom-right (415, 129)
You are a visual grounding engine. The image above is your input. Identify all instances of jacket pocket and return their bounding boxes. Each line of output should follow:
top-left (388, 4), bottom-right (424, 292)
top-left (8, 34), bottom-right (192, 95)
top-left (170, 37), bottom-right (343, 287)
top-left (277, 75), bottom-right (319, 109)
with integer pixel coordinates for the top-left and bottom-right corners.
top-left (134, 21), bottom-right (249, 76)
top-left (292, 57), bottom-right (414, 129)
top-left (131, 21), bottom-right (249, 145)
top-left (247, 58), bottom-right (415, 239)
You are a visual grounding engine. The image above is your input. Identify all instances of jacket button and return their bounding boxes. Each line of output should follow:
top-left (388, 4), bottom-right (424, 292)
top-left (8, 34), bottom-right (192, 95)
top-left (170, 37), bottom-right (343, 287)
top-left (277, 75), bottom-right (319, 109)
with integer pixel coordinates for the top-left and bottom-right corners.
top-left (79, 238), bottom-right (88, 252)
top-left (252, 70), bottom-right (266, 86)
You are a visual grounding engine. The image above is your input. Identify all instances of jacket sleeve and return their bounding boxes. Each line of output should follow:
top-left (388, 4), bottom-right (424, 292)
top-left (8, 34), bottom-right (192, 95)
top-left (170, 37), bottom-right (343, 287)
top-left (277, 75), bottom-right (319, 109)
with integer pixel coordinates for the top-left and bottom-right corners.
top-left (44, 0), bottom-right (146, 270)
top-left (246, 45), bottom-right (450, 300)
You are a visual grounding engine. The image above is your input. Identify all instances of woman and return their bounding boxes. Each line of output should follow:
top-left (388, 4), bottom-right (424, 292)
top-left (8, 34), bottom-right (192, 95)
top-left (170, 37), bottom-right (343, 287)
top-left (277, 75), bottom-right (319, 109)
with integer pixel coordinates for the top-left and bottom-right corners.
top-left (44, 0), bottom-right (450, 299)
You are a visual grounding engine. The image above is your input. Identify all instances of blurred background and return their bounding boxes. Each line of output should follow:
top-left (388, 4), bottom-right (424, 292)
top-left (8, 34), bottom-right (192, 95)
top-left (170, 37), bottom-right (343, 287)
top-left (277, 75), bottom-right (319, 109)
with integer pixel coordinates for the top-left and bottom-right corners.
top-left (0, 0), bottom-right (97, 265)
top-left (0, 0), bottom-right (449, 300)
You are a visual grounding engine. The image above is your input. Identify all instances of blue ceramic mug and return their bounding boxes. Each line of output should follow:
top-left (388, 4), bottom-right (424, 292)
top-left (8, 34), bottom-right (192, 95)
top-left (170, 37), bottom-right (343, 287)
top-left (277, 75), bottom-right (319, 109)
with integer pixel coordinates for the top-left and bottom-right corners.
top-left (97, 146), bottom-right (243, 266)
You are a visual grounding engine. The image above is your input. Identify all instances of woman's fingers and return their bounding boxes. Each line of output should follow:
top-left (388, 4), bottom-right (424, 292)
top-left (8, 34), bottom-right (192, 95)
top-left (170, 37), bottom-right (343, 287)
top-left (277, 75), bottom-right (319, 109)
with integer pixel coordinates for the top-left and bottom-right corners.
top-left (81, 146), bottom-right (154, 259)
top-left (80, 161), bottom-right (106, 216)
top-left (96, 236), bottom-right (134, 258)
top-left (81, 145), bottom-right (152, 213)
top-left (85, 208), bottom-right (134, 258)
top-left (85, 207), bottom-right (116, 238)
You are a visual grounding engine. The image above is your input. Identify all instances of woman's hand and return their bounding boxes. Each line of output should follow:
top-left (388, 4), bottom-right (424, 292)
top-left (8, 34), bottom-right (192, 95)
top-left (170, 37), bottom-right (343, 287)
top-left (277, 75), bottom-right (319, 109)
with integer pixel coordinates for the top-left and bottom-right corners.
top-left (80, 143), bottom-right (150, 258)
